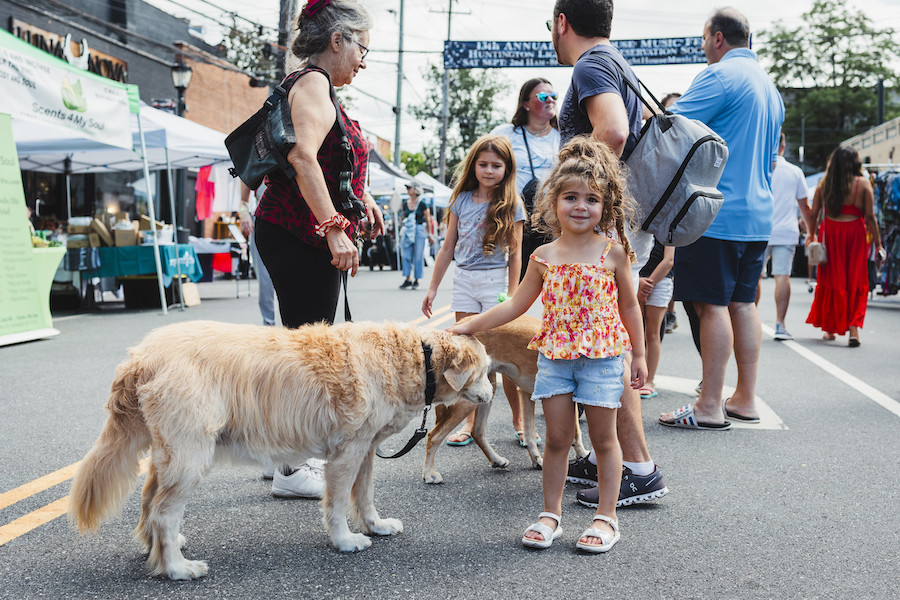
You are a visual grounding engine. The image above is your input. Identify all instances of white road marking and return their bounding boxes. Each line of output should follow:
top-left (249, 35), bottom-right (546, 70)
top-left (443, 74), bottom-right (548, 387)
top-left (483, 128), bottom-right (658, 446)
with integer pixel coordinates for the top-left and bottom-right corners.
top-left (761, 323), bottom-right (900, 418)
top-left (654, 375), bottom-right (788, 430)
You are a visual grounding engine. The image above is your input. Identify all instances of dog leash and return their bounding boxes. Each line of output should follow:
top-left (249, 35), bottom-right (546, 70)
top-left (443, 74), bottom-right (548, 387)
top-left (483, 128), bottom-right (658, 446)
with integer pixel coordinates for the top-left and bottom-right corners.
top-left (375, 342), bottom-right (436, 459)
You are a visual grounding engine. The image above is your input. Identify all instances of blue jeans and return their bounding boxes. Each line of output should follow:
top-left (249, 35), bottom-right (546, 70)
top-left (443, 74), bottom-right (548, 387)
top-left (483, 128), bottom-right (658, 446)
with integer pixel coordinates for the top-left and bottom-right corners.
top-left (250, 223), bottom-right (275, 326)
top-left (401, 223), bottom-right (427, 280)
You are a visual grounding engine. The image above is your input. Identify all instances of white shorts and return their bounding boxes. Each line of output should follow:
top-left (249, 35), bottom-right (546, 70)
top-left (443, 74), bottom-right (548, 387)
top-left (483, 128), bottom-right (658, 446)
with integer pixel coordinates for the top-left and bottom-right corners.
top-left (451, 266), bottom-right (508, 314)
top-left (765, 244), bottom-right (796, 276)
top-left (645, 277), bottom-right (674, 307)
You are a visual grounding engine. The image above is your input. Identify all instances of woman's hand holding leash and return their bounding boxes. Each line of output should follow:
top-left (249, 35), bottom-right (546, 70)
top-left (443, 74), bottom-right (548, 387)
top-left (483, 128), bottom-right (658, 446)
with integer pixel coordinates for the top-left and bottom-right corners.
top-left (326, 228), bottom-right (359, 276)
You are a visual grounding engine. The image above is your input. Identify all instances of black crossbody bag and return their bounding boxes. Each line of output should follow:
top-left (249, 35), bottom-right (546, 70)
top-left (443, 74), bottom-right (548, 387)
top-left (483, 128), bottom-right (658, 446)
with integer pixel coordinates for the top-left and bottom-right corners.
top-left (225, 70), bottom-right (365, 220)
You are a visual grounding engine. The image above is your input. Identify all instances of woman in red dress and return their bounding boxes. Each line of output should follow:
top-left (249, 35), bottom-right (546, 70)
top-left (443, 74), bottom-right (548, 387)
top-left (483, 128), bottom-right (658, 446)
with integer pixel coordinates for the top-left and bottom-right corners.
top-left (805, 146), bottom-right (883, 346)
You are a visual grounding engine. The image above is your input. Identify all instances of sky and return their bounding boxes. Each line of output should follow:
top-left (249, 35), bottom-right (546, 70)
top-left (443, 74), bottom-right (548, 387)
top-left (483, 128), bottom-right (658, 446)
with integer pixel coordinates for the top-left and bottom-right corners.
top-left (145, 0), bottom-right (900, 162)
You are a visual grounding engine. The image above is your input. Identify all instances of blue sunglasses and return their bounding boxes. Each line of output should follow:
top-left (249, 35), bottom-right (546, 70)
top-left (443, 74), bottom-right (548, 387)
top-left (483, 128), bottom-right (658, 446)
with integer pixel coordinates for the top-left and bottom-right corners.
top-left (535, 92), bottom-right (558, 102)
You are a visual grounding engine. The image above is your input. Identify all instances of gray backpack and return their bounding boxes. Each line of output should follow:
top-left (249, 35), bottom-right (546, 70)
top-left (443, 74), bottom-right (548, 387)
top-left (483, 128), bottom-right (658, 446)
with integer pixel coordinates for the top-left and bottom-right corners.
top-left (614, 63), bottom-right (729, 246)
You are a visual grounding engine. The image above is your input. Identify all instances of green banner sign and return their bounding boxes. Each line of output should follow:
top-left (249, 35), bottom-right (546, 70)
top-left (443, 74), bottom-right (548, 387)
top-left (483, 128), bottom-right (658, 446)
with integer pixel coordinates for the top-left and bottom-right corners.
top-left (0, 113), bottom-right (65, 346)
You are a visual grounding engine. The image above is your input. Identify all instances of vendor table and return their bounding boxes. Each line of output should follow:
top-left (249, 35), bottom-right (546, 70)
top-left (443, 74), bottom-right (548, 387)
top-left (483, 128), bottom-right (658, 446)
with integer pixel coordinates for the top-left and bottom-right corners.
top-left (83, 245), bottom-right (203, 286)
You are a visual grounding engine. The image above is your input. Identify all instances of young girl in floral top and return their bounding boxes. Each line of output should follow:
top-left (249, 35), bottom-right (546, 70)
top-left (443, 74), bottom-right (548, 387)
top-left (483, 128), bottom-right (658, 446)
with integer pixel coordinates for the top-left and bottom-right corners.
top-left (449, 137), bottom-right (646, 553)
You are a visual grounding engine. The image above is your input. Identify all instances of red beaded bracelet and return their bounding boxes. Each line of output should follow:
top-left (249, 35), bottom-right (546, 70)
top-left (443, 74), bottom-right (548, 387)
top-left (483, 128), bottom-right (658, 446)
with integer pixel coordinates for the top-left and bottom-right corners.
top-left (314, 213), bottom-right (351, 238)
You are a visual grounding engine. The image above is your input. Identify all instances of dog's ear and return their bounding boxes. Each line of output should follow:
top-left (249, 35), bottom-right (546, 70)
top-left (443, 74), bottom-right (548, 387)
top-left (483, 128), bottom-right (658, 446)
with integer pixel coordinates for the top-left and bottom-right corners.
top-left (443, 366), bottom-right (470, 392)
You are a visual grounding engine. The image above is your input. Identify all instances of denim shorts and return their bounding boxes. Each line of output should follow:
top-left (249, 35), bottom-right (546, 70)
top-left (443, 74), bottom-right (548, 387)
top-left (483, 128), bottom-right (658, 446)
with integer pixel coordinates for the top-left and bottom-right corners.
top-left (451, 266), bottom-right (507, 314)
top-left (532, 354), bottom-right (624, 409)
top-left (764, 244), bottom-right (796, 276)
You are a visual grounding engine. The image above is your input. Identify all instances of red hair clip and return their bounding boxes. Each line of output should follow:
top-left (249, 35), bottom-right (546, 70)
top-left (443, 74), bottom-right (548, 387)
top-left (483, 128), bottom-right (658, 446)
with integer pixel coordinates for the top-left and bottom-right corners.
top-left (303, 0), bottom-right (330, 17)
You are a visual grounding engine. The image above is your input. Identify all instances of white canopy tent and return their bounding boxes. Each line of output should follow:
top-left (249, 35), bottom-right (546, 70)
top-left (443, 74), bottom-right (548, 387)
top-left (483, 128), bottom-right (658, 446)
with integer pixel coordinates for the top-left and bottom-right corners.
top-left (13, 102), bottom-right (231, 312)
top-left (413, 172), bottom-right (453, 208)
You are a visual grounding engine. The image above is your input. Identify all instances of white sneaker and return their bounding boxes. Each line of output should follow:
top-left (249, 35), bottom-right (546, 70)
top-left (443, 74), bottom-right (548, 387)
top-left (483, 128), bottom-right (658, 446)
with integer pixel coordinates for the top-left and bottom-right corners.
top-left (271, 462), bottom-right (325, 499)
top-left (774, 323), bottom-right (794, 341)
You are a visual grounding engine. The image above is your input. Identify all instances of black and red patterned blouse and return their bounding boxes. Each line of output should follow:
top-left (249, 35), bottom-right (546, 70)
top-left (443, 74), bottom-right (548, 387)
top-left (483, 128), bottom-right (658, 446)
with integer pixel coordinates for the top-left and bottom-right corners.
top-left (254, 65), bottom-right (368, 248)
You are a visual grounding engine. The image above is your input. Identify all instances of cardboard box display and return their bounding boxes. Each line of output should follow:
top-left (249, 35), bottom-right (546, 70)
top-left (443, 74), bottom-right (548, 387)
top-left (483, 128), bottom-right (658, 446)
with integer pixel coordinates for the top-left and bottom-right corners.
top-left (89, 218), bottom-right (113, 246)
top-left (139, 215), bottom-right (165, 231)
top-left (88, 233), bottom-right (100, 247)
top-left (67, 225), bottom-right (90, 234)
top-left (67, 237), bottom-right (90, 248)
top-left (114, 229), bottom-right (138, 246)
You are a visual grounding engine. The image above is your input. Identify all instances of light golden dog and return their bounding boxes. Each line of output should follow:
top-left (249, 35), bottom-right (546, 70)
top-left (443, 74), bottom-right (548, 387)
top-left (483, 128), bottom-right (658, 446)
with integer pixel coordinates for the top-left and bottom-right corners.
top-left (423, 315), bottom-right (588, 484)
top-left (68, 320), bottom-right (493, 580)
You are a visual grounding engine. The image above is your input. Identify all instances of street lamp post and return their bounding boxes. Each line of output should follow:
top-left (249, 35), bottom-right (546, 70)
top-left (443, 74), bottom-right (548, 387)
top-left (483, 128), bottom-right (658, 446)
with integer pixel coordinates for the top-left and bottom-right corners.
top-left (170, 59), bottom-right (193, 230)
top-left (169, 59), bottom-right (192, 310)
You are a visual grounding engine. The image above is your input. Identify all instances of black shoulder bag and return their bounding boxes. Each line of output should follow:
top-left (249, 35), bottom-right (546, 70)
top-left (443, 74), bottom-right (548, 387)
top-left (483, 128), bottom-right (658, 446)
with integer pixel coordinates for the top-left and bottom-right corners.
top-left (225, 71), bottom-right (365, 220)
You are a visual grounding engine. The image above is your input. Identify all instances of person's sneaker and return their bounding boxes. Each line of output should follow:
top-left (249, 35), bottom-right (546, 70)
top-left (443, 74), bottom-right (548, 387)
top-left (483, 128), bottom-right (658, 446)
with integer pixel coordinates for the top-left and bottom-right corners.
top-left (272, 461), bottom-right (325, 499)
top-left (664, 311), bottom-right (678, 333)
top-left (411, 280), bottom-right (419, 289)
top-left (774, 323), bottom-right (793, 341)
top-left (576, 466), bottom-right (669, 508)
top-left (399, 280), bottom-right (413, 289)
top-left (566, 455), bottom-right (597, 485)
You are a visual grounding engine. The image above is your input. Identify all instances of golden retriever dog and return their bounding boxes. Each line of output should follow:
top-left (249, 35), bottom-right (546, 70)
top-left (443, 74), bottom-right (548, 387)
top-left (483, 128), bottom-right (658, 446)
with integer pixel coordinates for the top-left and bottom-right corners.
top-left (423, 315), bottom-right (588, 484)
top-left (68, 320), bottom-right (493, 580)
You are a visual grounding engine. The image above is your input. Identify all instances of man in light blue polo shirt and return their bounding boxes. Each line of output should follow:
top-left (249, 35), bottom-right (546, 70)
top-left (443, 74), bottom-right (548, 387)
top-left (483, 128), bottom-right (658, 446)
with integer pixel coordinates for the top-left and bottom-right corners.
top-left (660, 7), bottom-right (784, 430)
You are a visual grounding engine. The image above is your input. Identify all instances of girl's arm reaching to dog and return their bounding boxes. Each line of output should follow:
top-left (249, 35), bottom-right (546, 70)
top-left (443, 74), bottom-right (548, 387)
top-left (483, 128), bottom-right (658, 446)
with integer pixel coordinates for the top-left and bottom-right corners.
top-left (422, 213), bottom-right (459, 318)
top-left (448, 255), bottom-right (544, 335)
top-left (610, 243), bottom-right (648, 389)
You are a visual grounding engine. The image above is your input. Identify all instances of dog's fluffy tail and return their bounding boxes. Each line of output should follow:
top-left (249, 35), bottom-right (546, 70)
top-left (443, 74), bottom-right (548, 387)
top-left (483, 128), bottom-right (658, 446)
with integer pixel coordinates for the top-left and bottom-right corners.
top-left (68, 359), bottom-right (151, 533)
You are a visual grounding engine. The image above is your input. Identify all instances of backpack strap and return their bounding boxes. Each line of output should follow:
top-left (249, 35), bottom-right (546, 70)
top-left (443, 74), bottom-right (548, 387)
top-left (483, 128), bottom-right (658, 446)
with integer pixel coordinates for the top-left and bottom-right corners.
top-left (588, 48), bottom-right (667, 116)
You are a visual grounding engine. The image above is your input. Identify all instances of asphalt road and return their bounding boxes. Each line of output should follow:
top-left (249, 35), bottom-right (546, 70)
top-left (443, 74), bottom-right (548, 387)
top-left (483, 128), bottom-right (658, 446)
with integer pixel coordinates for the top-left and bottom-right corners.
top-left (1, 264), bottom-right (898, 599)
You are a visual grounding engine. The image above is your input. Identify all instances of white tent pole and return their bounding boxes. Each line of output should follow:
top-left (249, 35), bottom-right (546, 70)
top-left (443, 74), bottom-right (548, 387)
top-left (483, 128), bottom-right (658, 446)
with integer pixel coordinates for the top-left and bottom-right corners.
top-left (137, 112), bottom-right (168, 315)
top-left (164, 149), bottom-right (184, 310)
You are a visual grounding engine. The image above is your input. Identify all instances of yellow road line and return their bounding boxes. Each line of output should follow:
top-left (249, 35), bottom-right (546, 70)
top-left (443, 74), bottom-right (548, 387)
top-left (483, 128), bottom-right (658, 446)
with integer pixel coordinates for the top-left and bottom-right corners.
top-left (0, 496), bottom-right (70, 546)
top-left (0, 459), bottom-right (149, 547)
top-left (407, 304), bottom-right (451, 326)
top-left (419, 312), bottom-right (456, 331)
top-left (0, 462), bottom-right (81, 511)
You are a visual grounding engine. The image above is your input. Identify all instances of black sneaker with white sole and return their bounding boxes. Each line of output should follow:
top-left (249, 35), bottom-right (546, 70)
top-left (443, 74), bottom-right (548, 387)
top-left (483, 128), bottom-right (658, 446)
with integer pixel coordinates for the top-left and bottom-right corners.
top-left (566, 455), bottom-right (598, 485)
top-left (575, 465), bottom-right (669, 508)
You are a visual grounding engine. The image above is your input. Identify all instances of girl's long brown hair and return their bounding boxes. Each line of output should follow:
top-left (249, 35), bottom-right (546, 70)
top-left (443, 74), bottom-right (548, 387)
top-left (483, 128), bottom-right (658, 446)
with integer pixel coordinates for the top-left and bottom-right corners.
top-left (531, 135), bottom-right (637, 261)
top-left (819, 145), bottom-right (863, 219)
top-left (446, 135), bottom-right (521, 255)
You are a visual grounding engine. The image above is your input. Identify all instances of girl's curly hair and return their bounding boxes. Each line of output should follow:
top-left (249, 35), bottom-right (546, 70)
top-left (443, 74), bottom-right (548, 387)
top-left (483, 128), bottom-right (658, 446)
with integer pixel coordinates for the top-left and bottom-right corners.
top-left (446, 134), bottom-right (521, 255)
top-left (531, 135), bottom-right (638, 261)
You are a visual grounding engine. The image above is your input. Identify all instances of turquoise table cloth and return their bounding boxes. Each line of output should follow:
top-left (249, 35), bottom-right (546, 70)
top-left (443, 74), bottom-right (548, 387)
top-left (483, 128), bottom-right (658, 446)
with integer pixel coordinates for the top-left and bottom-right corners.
top-left (84, 245), bottom-right (204, 286)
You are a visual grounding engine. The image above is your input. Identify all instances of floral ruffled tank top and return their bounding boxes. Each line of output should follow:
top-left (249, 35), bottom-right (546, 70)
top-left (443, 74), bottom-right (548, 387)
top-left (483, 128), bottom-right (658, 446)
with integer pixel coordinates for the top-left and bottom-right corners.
top-left (527, 243), bottom-right (631, 360)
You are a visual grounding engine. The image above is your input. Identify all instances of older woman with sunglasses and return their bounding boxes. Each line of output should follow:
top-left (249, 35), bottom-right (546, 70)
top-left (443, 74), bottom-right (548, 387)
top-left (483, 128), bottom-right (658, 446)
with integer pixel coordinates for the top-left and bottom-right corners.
top-left (253, 0), bottom-right (384, 497)
top-left (442, 78), bottom-right (562, 448)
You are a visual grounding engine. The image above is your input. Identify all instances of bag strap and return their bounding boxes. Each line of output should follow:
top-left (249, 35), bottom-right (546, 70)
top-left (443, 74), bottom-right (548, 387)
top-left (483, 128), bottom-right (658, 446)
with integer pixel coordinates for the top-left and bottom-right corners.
top-left (520, 127), bottom-right (537, 178)
top-left (590, 48), bottom-right (667, 116)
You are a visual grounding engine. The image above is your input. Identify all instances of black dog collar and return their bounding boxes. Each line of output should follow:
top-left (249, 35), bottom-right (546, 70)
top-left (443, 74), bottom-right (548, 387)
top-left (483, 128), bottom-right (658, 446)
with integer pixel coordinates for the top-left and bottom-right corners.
top-left (375, 342), bottom-right (436, 459)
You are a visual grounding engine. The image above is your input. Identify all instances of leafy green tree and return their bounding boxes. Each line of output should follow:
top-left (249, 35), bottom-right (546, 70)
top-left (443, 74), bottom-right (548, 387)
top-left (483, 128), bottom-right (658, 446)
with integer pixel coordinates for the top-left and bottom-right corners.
top-left (758, 0), bottom-right (900, 171)
top-left (400, 151), bottom-right (428, 176)
top-left (410, 65), bottom-right (510, 182)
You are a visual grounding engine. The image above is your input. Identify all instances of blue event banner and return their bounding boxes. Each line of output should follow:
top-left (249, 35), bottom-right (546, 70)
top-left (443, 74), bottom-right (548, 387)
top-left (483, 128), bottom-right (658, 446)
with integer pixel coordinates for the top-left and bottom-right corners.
top-left (444, 38), bottom-right (706, 69)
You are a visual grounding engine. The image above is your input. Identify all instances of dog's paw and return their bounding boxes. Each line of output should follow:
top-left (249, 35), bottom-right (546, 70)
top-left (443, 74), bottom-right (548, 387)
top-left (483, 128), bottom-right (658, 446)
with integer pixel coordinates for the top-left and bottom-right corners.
top-left (531, 455), bottom-right (543, 470)
top-left (335, 533), bottom-right (372, 552)
top-left (423, 470), bottom-right (444, 484)
top-left (490, 455), bottom-right (510, 469)
top-left (166, 559), bottom-right (208, 580)
top-left (370, 518), bottom-right (403, 536)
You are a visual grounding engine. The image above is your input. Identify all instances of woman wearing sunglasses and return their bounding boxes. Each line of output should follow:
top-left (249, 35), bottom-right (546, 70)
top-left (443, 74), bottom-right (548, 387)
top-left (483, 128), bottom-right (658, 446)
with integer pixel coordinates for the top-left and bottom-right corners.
top-left (443, 78), bottom-right (562, 449)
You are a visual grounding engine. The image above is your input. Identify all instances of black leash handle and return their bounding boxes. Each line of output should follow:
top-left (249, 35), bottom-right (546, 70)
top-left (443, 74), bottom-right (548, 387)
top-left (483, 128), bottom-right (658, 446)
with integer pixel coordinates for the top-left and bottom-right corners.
top-left (375, 405), bottom-right (430, 459)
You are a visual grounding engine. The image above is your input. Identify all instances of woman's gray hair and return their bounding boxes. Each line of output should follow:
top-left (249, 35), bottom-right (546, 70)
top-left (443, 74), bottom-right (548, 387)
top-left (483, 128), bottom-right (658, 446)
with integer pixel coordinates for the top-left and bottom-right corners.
top-left (290, 0), bottom-right (372, 62)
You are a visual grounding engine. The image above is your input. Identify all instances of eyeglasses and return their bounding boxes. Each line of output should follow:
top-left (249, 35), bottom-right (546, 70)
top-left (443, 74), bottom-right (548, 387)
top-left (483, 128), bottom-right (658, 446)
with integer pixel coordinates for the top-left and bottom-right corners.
top-left (535, 92), bottom-right (558, 102)
top-left (342, 34), bottom-right (369, 61)
top-left (546, 19), bottom-right (553, 32)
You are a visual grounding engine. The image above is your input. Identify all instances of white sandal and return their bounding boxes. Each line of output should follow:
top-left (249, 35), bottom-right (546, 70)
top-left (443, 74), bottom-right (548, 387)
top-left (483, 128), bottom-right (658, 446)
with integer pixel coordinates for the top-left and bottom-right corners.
top-left (576, 514), bottom-right (620, 553)
top-left (521, 512), bottom-right (562, 549)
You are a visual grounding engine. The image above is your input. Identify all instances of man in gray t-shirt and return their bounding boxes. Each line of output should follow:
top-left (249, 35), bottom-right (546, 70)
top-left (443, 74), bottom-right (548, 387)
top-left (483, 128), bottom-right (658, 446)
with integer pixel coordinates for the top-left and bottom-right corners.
top-left (550, 0), bottom-right (668, 512)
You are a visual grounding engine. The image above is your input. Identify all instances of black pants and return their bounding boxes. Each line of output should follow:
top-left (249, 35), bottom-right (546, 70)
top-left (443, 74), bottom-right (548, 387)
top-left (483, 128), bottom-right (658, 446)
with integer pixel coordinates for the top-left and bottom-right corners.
top-left (254, 218), bottom-right (341, 328)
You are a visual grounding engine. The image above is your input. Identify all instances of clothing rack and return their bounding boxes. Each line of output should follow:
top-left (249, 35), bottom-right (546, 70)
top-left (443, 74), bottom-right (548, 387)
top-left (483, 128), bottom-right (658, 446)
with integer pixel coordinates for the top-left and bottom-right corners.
top-left (868, 165), bottom-right (900, 296)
